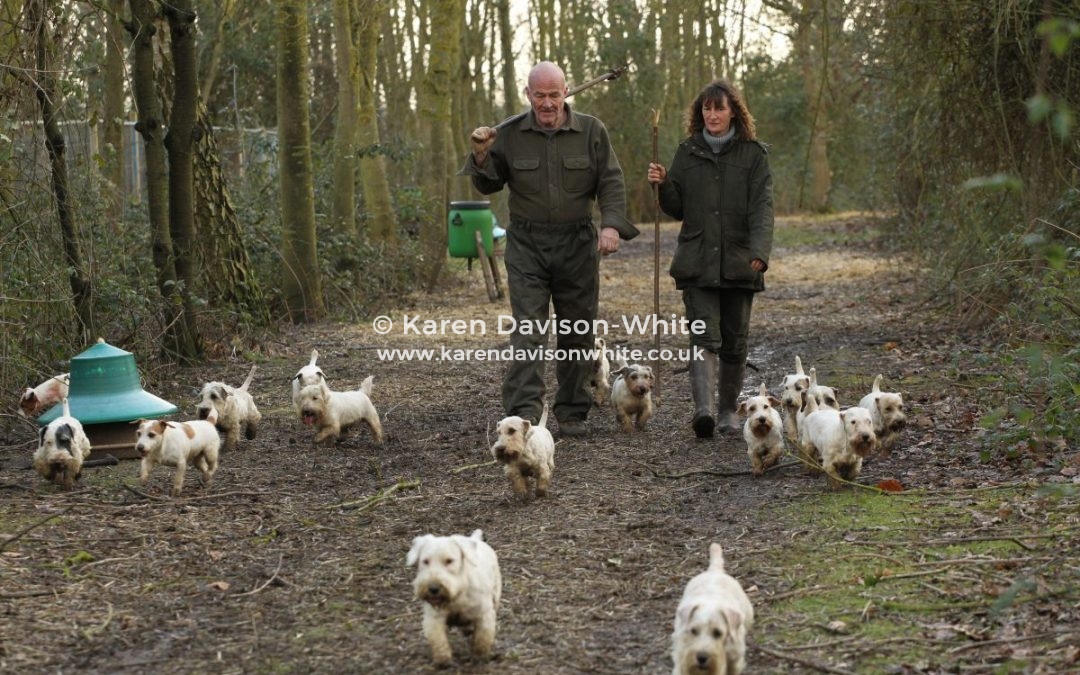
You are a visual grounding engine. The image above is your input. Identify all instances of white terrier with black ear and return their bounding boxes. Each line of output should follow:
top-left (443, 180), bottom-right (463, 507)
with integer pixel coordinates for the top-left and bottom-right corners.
top-left (589, 337), bottom-right (612, 407)
top-left (291, 349), bottom-right (326, 414)
top-left (133, 416), bottom-right (220, 497)
top-left (777, 356), bottom-right (809, 443)
top-left (297, 376), bottom-right (383, 445)
top-left (20, 373), bottom-right (70, 418)
top-left (858, 374), bottom-right (906, 454)
top-left (671, 542), bottom-right (754, 675)
top-left (611, 357), bottom-right (655, 432)
top-left (407, 529), bottom-right (502, 666)
top-left (196, 365), bottom-right (260, 452)
top-left (32, 398), bottom-right (92, 489)
top-left (808, 366), bottom-right (840, 411)
top-left (492, 404), bottom-right (555, 498)
top-left (738, 383), bottom-right (785, 477)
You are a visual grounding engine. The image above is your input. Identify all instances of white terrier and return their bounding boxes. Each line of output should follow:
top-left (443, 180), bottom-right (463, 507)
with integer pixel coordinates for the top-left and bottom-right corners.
top-left (738, 383), bottom-right (785, 477)
top-left (20, 373), bottom-right (70, 418)
top-left (777, 356), bottom-right (809, 443)
top-left (858, 374), bottom-right (907, 454)
top-left (196, 365), bottom-right (260, 452)
top-left (407, 529), bottom-right (502, 666)
top-left (800, 405), bottom-right (877, 490)
top-left (671, 543), bottom-right (754, 675)
top-left (291, 349), bottom-right (326, 414)
top-left (589, 337), bottom-right (612, 407)
top-left (611, 357), bottom-right (655, 432)
top-left (491, 404), bottom-right (555, 498)
top-left (32, 398), bottom-right (92, 489)
top-left (808, 366), bottom-right (840, 411)
top-left (296, 376), bottom-right (383, 445)
top-left (133, 416), bottom-right (221, 497)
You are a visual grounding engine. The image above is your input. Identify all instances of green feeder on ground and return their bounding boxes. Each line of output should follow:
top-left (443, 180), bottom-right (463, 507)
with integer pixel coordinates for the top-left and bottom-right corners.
top-left (448, 200), bottom-right (494, 258)
top-left (38, 339), bottom-right (178, 458)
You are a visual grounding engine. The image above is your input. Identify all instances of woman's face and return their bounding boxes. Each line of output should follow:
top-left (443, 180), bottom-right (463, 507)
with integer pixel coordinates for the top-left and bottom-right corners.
top-left (702, 96), bottom-right (733, 136)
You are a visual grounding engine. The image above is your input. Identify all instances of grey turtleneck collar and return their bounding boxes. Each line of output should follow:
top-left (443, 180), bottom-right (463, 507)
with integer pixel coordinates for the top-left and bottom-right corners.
top-left (702, 125), bottom-right (736, 153)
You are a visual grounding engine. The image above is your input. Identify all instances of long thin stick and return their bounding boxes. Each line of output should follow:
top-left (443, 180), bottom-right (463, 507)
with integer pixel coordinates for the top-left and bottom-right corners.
top-left (493, 65), bottom-right (628, 130)
top-left (1, 505), bottom-right (74, 552)
top-left (651, 108), bottom-right (662, 404)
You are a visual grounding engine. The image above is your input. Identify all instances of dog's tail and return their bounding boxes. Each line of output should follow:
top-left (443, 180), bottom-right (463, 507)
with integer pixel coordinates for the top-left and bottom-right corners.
top-left (872, 374), bottom-right (883, 393)
top-left (359, 375), bottom-right (374, 396)
top-left (707, 542), bottom-right (727, 573)
top-left (795, 355), bottom-right (804, 375)
top-left (308, 349), bottom-right (319, 367)
top-left (537, 403), bottom-right (549, 430)
top-left (61, 397), bottom-right (71, 419)
top-left (239, 365), bottom-right (257, 391)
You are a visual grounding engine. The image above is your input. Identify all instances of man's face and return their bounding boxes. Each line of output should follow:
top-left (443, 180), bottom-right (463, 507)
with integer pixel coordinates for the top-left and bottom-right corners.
top-left (526, 72), bottom-right (568, 129)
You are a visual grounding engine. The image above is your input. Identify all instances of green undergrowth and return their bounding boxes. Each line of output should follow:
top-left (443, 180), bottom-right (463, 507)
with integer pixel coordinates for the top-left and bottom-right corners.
top-left (753, 484), bottom-right (1080, 672)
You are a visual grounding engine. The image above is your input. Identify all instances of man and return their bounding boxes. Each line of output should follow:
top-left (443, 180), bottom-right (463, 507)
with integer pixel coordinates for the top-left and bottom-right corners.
top-left (461, 61), bottom-right (638, 437)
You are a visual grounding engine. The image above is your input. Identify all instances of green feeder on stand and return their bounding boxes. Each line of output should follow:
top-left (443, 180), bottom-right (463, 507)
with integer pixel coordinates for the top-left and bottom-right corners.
top-left (448, 200), bottom-right (494, 259)
top-left (38, 339), bottom-right (178, 459)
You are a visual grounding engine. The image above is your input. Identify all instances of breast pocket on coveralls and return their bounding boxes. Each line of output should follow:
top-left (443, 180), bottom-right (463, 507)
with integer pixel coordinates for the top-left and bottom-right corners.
top-left (562, 156), bottom-right (593, 194)
top-left (512, 158), bottom-right (541, 194)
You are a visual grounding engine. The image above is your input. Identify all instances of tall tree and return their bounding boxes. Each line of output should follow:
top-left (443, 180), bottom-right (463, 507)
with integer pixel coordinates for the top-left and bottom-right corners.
top-left (331, 0), bottom-right (357, 236)
top-left (28, 0), bottom-right (93, 341)
top-left (356, 0), bottom-right (396, 243)
top-left (276, 0), bottom-right (323, 322)
top-left (418, 0), bottom-right (464, 291)
top-left (102, 0), bottom-right (126, 214)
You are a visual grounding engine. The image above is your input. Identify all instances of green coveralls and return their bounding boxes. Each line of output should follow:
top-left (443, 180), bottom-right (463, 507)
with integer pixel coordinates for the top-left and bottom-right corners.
top-left (461, 105), bottom-right (638, 424)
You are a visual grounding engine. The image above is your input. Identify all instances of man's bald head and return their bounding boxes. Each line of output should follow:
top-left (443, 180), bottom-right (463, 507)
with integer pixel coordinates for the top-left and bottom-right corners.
top-left (525, 61), bottom-right (569, 129)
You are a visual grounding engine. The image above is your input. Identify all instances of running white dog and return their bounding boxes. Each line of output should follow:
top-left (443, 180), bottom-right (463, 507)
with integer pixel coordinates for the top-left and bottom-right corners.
top-left (296, 376), bottom-right (383, 445)
top-left (491, 404), bottom-right (555, 498)
top-left (738, 383), bottom-right (785, 477)
top-left (291, 349), bottom-right (326, 413)
top-left (133, 416), bottom-right (220, 497)
top-left (777, 356), bottom-right (809, 443)
top-left (671, 542), bottom-right (754, 675)
top-left (611, 357), bottom-right (655, 432)
top-left (32, 398), bottom-right (92, 489)
top-left (858, 374), bottom-right (907, 454)
top-left (196, 365), bottom-right (260, 452)
top-left (407, 529), bottom-right (502, 666)
top-left (589, 337), bottom-right (612, 407)
top-left (800, 405), bottom-right (877, 490)
top-left (20, 373), bottom-right (70, 418)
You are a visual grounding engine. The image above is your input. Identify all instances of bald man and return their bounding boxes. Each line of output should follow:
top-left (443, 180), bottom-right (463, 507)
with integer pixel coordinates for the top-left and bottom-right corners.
top-left (461, 61), bottom-right (638, 438)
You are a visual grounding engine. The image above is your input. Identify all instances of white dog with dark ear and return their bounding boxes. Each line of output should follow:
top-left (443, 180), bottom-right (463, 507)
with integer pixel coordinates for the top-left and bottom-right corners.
top-left (492, 404), bottom-right (555, 498)
top-left (611, 357), bottom-right (655, 432)
top-left (671, 543), bottom-right (754, 675)
top-left (32, 398), bottom-right (92, 489)
top-left (133, 416), bottom-right (220, 497)
top-left (196, 365), bottom-right (260, 452)
top-left (858, 374), bottom-right (906, 454)
top-left (407, 529), bottom-right (502, 666)
top-left (291, 349), bottom-right (325, 414)
top-left (20, 373), bottom-right (70, 418)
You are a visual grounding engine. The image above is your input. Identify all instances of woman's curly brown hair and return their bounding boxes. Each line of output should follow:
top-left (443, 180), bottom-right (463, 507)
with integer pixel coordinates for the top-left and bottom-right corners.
top-left (685, 79), bottom-right (757, 141)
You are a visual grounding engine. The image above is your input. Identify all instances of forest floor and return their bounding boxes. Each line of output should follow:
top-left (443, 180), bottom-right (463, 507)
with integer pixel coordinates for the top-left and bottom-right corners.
top-left (1, 212), bottom-right (1078, 674)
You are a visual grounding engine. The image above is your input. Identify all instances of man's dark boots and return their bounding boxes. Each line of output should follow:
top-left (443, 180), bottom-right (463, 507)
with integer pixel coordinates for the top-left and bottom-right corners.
top-left (717, 360), bottom-right (746, 434)
top-left (689, 351), bottom-right (718, 438)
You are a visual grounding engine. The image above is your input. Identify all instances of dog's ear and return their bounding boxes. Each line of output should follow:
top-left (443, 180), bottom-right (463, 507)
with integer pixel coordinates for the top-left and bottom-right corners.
top-left (406, 535), bottom-right (432, 566)
top-left (676, 602), bottom-right (700, 626)
top-left (522, 420), bottom-right (532, 436)
top-left (768, 396), bottom-right (781, 408)
top-left (736, 401), bottom-right (747, 416)
top-left (38, 426), bottom-right (47, 446)
top-left (722, 607), bottom-right (743, 634)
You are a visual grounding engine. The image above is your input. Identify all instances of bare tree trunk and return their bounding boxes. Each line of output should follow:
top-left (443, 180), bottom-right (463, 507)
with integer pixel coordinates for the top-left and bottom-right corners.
top-left (418, 0), bottom-right (463, 292)
top-left (103, 0), bottom-right (126, 216)
top-left (162, 0), bottom-right (204, 362)
top-left (331, 0), bottom-right (357, 236)
top-left (789, 0), bottom-right (833, 212)
top-left (28, 0), bottom-right (93, 342)
top-left (199, 0), bottom-right (237, 102)
top-left (276, 0), bottom-right (323, 323)
top-left (356, 0), bottom-right (396, 243)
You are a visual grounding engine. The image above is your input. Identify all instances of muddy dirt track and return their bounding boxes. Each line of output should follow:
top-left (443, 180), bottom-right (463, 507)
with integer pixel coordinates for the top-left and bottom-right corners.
top-left (2, 213), bottom-right (1077, 674)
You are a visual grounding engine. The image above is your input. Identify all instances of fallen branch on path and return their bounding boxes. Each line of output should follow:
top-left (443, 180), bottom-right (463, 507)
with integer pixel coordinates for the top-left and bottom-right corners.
top-left (234, 553), bottom-right (286, 598)
top-left (753, 643), bottom-right (855, 674)
top-left (452, 460), bottom-right (496, 474)
top-left (328, 480), bottom-right (421, 512)
top-left (1, 505), bottom-right (74, 551)
top-left (645, 459), bottom-right (799, 479)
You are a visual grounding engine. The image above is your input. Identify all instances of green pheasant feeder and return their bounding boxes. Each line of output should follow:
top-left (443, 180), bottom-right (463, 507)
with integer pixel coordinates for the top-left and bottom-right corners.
top-left (38, 339), bottom-right (178, 458)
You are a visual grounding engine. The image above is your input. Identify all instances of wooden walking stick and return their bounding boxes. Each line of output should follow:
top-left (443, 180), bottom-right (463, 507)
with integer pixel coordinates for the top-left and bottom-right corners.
top-left (651, 108), bottom-right (662, 406)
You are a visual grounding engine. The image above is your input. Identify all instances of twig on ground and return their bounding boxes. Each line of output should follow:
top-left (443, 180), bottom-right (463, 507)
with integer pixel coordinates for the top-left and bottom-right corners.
top-left (0, 588), bottom-right (67, 599)
top-left (452, 460), bottom-right (496, 474)
top-left (234, 553), bottom-right (285, 598)
top-left (753, 643), bottom-right (855, 674)
top-left (328, 479), bottom-right (421, 512)
top-left (644, 458), bottom-right (799, 479)
top-left (81, 602), bottom-right (114, 640)
top-left (123, 484), bottom-right (169, 502)
top-left (1, 505), bottom-right (74, 551)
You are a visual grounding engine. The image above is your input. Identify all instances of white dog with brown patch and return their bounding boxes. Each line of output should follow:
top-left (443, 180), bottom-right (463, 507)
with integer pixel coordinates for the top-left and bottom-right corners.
top-left (407, 529), bottom-right (501, 666)
top-left (738, 383), bottom-right (785, 477)
top-left (671, 542), bottom-right (754, 675)
top-left (32, 398), bottom-right (92, 489)
top-left (20, 373), bottom-right (70, 418)
top-left (196, 365), bottom-right (260, 452)
top-left (611, 357), bottom-right (655, 432)
top-left (858, 374), bottom-right (906, 454)
top-left (296, 376), bottom-right (383, 445)
top-left (133, 415), bottom-right (220, 497)
top-left (491, 404), bottom-right (555, 498)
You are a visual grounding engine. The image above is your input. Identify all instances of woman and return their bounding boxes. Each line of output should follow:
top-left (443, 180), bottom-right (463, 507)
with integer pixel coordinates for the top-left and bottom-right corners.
top-left (647, 79), bottom-right (774, 438)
